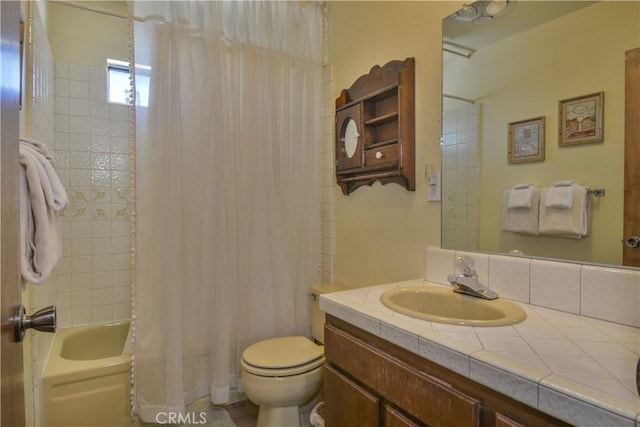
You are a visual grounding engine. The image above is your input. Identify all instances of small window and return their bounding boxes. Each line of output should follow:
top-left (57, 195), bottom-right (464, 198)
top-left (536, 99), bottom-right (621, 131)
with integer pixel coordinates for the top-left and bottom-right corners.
top-left (107, 59), bottom-right (150, 107)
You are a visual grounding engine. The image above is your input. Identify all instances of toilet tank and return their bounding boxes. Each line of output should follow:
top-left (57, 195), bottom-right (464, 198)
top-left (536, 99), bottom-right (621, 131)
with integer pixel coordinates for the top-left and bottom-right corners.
top-left (310, 283), bottom-right (346, 344)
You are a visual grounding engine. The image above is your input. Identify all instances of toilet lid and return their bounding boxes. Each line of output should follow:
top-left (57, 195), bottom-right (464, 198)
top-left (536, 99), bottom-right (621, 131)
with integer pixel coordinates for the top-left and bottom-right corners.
top-left (242, 336), bottom-right (324, 375)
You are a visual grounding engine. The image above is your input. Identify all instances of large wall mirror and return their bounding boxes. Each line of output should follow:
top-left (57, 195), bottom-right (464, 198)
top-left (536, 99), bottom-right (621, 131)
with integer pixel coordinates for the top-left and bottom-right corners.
top-left (442, 0), bottom-right (639, 267)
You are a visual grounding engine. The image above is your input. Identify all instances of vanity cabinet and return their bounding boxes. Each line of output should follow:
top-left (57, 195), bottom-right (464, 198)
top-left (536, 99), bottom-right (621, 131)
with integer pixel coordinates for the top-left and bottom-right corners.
top-left (335, 58), bottom-right (415, 195)
top-left (324, 316), bottom-right (570, 427)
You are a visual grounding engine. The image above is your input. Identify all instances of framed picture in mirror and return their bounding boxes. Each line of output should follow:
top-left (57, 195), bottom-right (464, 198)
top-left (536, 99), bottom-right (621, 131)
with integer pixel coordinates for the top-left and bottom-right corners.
top-left (558, 92), bottom-right (604, 146)
top-left (508, 116), bottom-right (545, 164)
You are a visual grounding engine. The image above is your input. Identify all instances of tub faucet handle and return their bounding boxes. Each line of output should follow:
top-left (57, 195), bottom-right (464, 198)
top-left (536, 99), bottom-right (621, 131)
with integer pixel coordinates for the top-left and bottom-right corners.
top-left (12, 304), bottom-right (56, 342)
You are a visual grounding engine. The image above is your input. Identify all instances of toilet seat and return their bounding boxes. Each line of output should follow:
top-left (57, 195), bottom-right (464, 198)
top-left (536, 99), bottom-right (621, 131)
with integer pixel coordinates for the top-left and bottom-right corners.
top-left (242, 336), bottom-right (325, 377)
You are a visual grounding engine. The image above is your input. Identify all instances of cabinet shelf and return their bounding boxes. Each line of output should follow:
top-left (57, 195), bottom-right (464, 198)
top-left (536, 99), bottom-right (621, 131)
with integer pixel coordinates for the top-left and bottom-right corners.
top-left (364, 111), bottom-right (398, 126)
top-left (340, 169), bottom-right (399, 182)
top-left (335, 58), bottom-right (415, 195)
top-left (367, 138), bottom-right (398, 149)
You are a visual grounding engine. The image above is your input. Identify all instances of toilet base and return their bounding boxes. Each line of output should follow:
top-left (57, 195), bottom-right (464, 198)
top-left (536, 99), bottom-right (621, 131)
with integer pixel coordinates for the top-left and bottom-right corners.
top-left (256, 404), bottom-right (300, 427)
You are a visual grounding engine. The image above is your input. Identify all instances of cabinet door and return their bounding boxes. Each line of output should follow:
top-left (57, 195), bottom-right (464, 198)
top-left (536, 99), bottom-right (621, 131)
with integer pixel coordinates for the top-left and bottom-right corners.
top-left (325, 325), bottom-right (480, 426)
top-left (495, 413), bottom-right (526, 427)
top-left (336, 104), bottom-right (363, 171)
top-left (324, 365), bottom-right (379, 427)
top-left (385, 406), bottom-right (423, 427)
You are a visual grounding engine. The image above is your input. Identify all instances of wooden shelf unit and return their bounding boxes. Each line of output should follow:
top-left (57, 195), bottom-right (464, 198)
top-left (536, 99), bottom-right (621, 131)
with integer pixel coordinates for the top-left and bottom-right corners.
top-left (335, 58), bottom-right (415, 195)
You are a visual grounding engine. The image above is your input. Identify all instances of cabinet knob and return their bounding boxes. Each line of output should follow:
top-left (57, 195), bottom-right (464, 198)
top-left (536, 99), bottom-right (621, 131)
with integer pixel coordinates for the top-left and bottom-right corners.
top-left (375, 151), bottom-right (384, 160)
top-left (625, 236), bottom-right (640, 248)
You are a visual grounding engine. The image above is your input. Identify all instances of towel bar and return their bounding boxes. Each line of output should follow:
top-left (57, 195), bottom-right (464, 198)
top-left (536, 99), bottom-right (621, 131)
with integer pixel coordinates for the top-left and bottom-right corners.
top-left (589, 188), bottom-right (606, 197)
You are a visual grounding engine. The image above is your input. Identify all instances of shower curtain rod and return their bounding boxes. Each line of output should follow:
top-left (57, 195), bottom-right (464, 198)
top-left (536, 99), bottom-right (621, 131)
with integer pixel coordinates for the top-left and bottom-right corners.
top-left (443, 94), bottom-right (476, 104)
top-left (49, 0), bottom-right (138, 21)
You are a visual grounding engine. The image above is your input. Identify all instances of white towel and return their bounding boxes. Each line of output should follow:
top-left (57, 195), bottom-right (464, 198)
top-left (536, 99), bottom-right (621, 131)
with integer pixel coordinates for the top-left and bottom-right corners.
top-left (539, 186), bottom-right (589, 238)
top-left (501, 187), bottom-right (540, 235)
top-left (19, 139), bottom-right (68, 284)
top-left (20, 141), bottom-right (68, 210)
top-left (545, 181), bottom-right (577, 209)
top-left (508, 183), bottom-right (535, 208)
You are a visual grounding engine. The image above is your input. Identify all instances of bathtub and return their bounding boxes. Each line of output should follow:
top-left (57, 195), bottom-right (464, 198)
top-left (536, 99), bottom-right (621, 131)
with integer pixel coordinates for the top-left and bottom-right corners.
top-left (42, 321), bottom-right (132, 427)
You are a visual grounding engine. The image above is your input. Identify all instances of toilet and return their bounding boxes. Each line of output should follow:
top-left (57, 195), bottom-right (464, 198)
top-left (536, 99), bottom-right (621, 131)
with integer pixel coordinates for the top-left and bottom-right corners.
top-left (240, 283), bottom-right (343, 427)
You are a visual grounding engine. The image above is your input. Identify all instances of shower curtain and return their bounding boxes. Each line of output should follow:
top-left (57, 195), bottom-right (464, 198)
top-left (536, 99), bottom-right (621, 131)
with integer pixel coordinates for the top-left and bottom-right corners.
top-left (132, 1), bottom-right (323, 421)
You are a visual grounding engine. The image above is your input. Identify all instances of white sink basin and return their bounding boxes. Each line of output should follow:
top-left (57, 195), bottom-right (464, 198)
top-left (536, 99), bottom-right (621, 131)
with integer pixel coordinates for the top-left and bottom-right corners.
top-left (380, 286), bottom-right (527, 327)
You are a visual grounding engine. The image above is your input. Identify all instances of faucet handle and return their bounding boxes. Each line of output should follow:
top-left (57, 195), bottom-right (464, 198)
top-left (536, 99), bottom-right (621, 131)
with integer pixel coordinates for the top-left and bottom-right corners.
top-left (455, 255), bottom-right (476, 277)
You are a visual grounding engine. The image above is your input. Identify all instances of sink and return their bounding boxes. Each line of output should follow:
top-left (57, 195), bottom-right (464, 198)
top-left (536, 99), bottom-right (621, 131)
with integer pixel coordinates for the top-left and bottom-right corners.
top-left (380, 286), bottom-right (527, 327)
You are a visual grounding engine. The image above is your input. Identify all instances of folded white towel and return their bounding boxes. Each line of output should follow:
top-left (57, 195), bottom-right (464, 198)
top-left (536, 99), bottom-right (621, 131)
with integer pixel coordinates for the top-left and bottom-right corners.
top-left (19, 139), bottom-right (68, 284)
top-left (20, 141), bottom-right (68, 211)
top-left (501, 188), bottom-right (540, 235)
top-left (545, 181), bottom-right (577, 208)
top-left (508, 184), bottom-right (535, 208)
top-left (20, 137), bottom-right (55, 162)
top-left (539, 186), bottom-right (589, 238)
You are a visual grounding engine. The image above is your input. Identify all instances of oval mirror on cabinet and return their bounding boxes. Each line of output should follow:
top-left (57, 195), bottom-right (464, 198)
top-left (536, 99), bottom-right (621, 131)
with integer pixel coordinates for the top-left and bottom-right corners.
top-left (343, 118), bottom-right (359, 159)
top-left (336, 103), bottom-right (363, 171)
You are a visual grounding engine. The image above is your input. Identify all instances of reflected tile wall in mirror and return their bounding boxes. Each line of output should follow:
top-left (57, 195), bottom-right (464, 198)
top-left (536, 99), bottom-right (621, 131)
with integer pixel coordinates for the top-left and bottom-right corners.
top-left (442, 103), bottom-right (480, 251)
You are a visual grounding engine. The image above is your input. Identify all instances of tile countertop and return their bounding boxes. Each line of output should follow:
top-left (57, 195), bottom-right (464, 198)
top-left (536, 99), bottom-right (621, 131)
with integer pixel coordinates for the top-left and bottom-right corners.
top-left (320, 279), bottom-right (640, 427)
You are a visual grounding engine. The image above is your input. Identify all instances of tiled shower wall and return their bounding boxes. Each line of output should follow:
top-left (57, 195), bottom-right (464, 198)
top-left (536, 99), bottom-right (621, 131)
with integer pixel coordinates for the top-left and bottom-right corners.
top-left (53, 61), bottom-right (133, 327)
top-left (23, 5), bottom-right (133, 423)
top-left (441, 103), bottom-right (480, 251)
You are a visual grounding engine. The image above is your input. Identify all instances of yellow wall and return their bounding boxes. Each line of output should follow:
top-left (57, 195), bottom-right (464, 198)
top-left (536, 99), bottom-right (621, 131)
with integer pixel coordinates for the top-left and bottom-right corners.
top-left (328, 1), bottom-right (460, 287)
top-left (445, 2), bottom-right (639, 265)
top-left (47, 1), bottom-right (128, 66)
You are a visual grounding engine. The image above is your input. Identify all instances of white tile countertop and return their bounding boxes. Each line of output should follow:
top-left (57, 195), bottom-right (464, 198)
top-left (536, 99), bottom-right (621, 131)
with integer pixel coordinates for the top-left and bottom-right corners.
top-left (320, 279), bottom-right (640, 427)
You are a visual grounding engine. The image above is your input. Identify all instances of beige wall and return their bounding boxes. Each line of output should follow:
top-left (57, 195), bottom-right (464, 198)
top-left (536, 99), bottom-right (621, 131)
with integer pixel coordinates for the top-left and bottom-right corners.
top-left (328, 2), bottom-right (460, 287)
top-left (444, 1), bottom-right (639, 265)
top-left (48, 1), bottom-right (128, 66)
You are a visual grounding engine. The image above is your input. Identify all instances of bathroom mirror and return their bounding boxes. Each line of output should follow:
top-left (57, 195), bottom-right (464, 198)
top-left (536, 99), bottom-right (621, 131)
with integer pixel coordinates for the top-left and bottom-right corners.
top-left (441, 1), bottom-right (639, 267)
top-left (343, 118), bottom-right (359, 159)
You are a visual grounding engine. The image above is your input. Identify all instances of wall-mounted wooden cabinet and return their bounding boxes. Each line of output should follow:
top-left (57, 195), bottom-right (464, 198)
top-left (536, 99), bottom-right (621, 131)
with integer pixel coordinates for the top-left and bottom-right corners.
top-left (335, 58), bottom-right (415, 195)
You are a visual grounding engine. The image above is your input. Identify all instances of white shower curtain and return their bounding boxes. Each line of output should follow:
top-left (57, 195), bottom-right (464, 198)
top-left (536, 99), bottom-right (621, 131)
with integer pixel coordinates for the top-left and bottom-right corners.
top-left (132, 1), bottom-right (323, 421)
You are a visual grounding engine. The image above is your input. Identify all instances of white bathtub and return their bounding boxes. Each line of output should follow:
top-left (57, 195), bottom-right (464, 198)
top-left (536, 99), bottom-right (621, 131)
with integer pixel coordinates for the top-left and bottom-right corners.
top-left (42, 321), bottom-right (132, 427)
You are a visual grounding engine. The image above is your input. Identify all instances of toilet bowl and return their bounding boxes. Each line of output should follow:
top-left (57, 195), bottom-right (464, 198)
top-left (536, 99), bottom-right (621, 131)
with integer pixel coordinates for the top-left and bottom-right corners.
top-left (241, 336), bottom-right (325, 427)
top-left (240, 284), bottom-right (344, 427)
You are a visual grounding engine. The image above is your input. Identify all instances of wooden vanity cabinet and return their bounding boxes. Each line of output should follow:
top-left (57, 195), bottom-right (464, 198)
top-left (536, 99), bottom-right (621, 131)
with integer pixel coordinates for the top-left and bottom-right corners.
top-left (335, 58), bottom-right (415, 195)
top-left (324, 316), bottom-right (570, 427)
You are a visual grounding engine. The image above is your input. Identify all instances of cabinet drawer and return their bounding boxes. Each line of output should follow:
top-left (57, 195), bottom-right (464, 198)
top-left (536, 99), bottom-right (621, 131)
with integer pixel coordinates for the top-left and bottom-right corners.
top-left (365, 144), bottom-right (399, 166)
top-left (325, 325), bottom-right (480, 427)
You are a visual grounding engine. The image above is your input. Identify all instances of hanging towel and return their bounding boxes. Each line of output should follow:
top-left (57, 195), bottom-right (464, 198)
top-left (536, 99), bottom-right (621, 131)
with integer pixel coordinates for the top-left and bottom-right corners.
top-left (508, 183), bottom-right (535, 208)
top-left (501, 186), bottom-right (540, 235)
top-left (539, 186), bottom-right (589, 238)
top-left (20, 139), bottom-right (68, 210)
top-left (545, 181), bottom-right (577, 209)
top-left (19, 138), bottom-right (68, 284)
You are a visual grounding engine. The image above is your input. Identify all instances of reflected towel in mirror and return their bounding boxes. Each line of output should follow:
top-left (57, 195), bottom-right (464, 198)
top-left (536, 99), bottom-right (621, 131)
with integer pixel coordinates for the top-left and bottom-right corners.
top-left (507, 183), bottom-right (535, 208)
top-left (501, 187), bottom-right (540, 235)
top-left (539, 186), bottom-right (589, 238)
top-left (545, 181), bottom-right (577, 209)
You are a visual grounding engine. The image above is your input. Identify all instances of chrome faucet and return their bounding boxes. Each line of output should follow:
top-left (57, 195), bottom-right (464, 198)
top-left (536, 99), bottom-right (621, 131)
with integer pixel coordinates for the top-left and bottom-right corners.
top-left (447, 255), bottom-right (498, 300)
